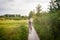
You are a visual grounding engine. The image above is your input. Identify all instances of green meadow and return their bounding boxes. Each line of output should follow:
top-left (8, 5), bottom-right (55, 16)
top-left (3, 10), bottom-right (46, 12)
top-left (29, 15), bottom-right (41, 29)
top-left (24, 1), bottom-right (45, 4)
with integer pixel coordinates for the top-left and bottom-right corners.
top-left (0, 20), bottom-right (28, 40)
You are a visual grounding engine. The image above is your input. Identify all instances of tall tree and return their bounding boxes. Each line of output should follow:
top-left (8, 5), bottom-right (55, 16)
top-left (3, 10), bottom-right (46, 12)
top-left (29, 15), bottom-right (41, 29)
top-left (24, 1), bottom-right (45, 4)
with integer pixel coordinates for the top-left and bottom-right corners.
top-left (36, 4), bottom-right (41, 16)
top-left (55, 0), bottom-right (60, 11)
top-left (29, 10), bottom-right (35, 19)
top-left (49, 0), bottom-right (56, 13)
top-left (49, 0), bottom-right (60, 40)
top-left (49, 0), bottom-right (60, 13)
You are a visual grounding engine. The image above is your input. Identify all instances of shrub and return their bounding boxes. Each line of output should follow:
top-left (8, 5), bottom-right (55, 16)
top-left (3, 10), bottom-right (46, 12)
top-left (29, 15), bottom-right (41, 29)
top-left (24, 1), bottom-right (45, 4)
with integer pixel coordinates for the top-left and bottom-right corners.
top-left (33, 14), bottom-right (54, 40)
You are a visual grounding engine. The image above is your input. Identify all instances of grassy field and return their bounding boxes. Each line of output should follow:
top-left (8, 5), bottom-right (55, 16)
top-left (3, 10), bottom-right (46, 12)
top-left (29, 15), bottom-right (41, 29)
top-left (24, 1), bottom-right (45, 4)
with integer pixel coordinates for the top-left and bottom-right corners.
top-left (0, 20), bottom-right (28, 40)
top-left (0, 20), bottom-right (28, 28)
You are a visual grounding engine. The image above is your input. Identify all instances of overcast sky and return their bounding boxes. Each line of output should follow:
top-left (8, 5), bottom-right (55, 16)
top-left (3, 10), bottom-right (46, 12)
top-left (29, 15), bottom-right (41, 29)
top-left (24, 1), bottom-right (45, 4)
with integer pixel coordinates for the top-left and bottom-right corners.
top-left (0, 0), bottom-right (50, 16)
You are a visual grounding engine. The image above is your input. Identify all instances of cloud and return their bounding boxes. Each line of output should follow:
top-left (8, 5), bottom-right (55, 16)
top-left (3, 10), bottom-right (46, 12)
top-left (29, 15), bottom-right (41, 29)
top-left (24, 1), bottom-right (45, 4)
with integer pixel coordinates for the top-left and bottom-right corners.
top-left (0, 0), bottom-right (50, 16)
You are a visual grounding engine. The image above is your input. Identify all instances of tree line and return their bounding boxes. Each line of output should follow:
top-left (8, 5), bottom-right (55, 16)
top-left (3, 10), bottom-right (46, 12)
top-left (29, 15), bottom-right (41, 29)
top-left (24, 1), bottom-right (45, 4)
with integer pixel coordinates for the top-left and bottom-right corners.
top-left (0, 14), bottom-right (28, 20)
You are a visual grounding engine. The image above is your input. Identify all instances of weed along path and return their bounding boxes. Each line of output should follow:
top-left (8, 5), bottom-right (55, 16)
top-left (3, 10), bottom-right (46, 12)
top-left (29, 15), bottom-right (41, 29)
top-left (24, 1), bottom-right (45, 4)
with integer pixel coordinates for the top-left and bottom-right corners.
top-left (28, 26), bottom-right (40, 40)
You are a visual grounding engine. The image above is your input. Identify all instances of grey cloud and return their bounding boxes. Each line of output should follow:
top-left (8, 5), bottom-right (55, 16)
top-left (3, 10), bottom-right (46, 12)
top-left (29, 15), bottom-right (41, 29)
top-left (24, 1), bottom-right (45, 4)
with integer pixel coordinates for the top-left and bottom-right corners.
top-left (0, 0), bottom-right (50, 15)
top-left (24, 0), bottom-right (50, 3)
top-left (8, 0), bottom-right (14, 2)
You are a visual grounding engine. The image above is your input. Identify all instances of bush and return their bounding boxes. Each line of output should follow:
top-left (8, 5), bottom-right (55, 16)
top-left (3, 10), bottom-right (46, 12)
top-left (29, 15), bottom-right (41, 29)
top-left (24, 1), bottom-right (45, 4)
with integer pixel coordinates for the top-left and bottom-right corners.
top-left (33, 13), bottom-right (54, 40)
top-left (50, 11), bottom-right (60, 40)
top-left (33, 11), bottom-right (60, 40)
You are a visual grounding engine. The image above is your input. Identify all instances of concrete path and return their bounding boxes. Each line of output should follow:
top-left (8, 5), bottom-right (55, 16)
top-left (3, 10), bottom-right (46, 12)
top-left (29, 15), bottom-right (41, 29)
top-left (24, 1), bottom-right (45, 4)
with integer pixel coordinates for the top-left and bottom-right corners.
top-left (28, 27), bottom-right (40, 40)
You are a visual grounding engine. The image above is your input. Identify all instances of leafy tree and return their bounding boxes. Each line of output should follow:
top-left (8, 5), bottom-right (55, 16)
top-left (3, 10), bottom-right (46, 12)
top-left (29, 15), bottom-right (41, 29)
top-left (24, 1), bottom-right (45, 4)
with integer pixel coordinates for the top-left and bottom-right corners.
top-left (49, 0), bottom-right (60, 13)
top-left (36, 4), bottom-right (42, 16)
top-left (55, 0), bottom-right (60, 11)
top-left (49, 0), bottom-right (60, 40)
top-left (49, 0), bottom-right (56, 13)
top-left (29, 10), bottom-right (35, 19)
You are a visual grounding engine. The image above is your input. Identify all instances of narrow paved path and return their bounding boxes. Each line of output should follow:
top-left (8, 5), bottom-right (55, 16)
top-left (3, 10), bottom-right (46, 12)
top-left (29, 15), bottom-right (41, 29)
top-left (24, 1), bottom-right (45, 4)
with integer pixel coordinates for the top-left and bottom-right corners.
top-left (28, 27), bottom-right (40, 40)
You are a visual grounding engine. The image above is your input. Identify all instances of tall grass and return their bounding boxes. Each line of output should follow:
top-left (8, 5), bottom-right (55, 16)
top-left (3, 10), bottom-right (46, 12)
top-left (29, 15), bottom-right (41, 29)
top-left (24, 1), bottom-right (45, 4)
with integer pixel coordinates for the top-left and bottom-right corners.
top-left (33, 14), bottom-right (54, 40)
top-left (0, 20), bottom-right (28, 40)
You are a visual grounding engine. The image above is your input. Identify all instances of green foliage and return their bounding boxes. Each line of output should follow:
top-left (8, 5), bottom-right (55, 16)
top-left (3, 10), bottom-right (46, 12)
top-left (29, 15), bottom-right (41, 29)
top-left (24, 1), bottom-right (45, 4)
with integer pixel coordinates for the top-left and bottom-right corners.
top-left (0, 14), bottom-right (28, 20)
top-left (33, 10), bottom-right (60, 40)
top-left (55, 0), bottom-right (60, 11)
top-left (33, 13), bottom-right (54, 40)
top-left (49, 0), bottom-right (60, 39)
top-left (0, 20), bottom-right (28, 40)
top-left (49, 11), bottom-right (60, 40)
top-left (0, 28), bottom-right (6, 40)
top-left (49, 0), bottom-right (60, 13)
top-left (19, 25), bottom-right (28, 40)
top-left (36, 4), bottom-right (41, 16)
top-left (10, 25), bottom-right (28, 40)
top-left (29, 11), bottom-right (35, 19)
top-left (36, 4), bottom-right (41, 14)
